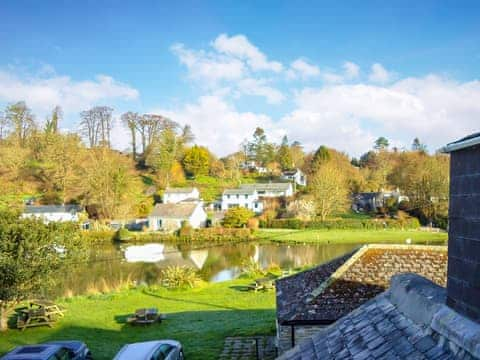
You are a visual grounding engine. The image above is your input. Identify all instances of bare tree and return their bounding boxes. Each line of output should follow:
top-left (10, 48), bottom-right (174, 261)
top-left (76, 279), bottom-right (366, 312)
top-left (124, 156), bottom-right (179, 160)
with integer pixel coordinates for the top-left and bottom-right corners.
top-left (121, 111), bottom-right (141, 160)
top-left (5, 101), bottom-right (36, 146)
top-left (79, 106), bottom-right (113, 147)
top-left (138, 114), bottom-right (178, 155)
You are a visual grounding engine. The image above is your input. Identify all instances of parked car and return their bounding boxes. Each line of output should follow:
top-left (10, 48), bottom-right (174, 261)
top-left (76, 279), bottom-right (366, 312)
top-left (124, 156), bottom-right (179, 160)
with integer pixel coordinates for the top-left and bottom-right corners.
top-left (113, 340), bottom-right (184, 360)
top-left (0, 341), bottom-right (92, 360)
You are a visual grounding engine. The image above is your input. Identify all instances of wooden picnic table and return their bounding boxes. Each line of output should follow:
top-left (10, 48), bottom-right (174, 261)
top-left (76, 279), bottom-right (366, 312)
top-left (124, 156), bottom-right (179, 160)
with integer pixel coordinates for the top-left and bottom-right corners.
top-left (127, 308), bottom-right (163, 325)
top-left (15, 299), bottom-right (65, 331)
top-left (16, 308), bottom-right (55, 331)
top-left (30, 299), bottom-right (66, 318)
top-left (247, 277), bottom-right (276, 292)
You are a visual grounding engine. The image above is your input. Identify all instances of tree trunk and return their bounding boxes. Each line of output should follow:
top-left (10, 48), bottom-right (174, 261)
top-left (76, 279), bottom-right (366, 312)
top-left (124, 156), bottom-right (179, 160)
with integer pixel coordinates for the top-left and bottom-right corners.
top-left (0, 305), bottom-right (10, 331)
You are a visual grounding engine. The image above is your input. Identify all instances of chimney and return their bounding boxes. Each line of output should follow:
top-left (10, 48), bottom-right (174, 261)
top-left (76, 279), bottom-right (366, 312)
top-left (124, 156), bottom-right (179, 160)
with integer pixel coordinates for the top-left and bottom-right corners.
top-left (442, 132), bottom-right (480, 321)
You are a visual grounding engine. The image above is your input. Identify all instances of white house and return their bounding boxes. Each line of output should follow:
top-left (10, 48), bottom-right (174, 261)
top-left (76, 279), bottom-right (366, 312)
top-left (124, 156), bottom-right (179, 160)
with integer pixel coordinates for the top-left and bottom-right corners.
top-left (21, 205), bottom-right (82, 223)
top-left (163, 187), bottom-right (200, 204)
top-left (281, 169), bottom-right (307, 187)
top-left (221, 188), bottom-right (264, 213)
top-left (239, 182), bottom-right (294, 198)
top-left (148, 202), bottom-right (207, 231)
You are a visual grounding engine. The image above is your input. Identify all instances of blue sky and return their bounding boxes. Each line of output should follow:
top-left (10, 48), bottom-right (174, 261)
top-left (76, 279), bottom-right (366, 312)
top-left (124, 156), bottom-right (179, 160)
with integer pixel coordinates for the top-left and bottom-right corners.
top-left (1, 0), bottom-right (479, 156)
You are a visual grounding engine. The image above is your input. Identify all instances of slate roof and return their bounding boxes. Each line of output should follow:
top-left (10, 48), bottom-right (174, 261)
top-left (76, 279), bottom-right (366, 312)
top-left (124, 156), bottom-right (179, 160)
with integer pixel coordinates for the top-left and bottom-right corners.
top-left (24, 205), bottom-right (82, 214)
top-left (240, 182), bottom-right (292, 192)
top-left (164, 187), bottom-right (197, 194)
top-left (223, 188), bottom-right (257, 196)
top-left (276, 245), bottom-right (447, 324)
top-left (149, 203), bottom-right (198, 219)
top-left (277, 273), bottom-right (480, 360)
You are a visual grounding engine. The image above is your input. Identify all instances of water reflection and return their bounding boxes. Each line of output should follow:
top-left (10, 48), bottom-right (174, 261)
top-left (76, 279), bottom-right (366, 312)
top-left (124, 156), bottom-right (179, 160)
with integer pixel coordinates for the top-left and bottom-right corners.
top-left (58, 242), bottom-right (361, 297)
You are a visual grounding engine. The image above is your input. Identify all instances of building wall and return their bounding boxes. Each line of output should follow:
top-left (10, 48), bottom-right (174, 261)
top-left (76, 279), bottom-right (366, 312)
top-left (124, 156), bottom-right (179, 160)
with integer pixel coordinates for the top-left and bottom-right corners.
top-left (221, 192), bottom-right (263, 213)
top-left (21, 212), bottom-right (78, 223)
top-left (447, 144), bottom-right (480, 321)
top-left (163, 189), bottom-right (199, 204)
top-left (277, 323), bottom-right (328, 354)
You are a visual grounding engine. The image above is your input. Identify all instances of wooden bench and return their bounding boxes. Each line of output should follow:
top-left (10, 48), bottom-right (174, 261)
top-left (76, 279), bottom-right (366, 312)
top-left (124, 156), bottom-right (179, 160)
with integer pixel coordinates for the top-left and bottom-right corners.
top-left (16, 309), bottom-right (56, 331)
top-left (127, 308), bottom-right (164, 325)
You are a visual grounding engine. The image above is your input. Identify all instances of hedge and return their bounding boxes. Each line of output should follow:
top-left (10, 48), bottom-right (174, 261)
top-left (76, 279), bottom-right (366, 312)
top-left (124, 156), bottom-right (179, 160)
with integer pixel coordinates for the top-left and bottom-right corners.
top-left (261, 217), bottom-right (421, 230)
top-left (83, 227), bottom-right (255, 244)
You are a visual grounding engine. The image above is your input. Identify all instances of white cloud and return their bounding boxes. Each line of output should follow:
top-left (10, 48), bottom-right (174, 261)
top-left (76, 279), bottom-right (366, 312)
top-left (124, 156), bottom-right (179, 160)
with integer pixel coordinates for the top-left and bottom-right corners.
top-left (278, 75), bottom-right (480, 155)
top-left (369, 63), bottom-right (392, 84)
top-left (287, 59), bottom-right (320, 79)
top-left (171, 35), bottom-right (284, 104)
top-left (170, 43), bottom-right (246, 83)
top-left (343, 61), bottom-right (360, 79)
top-left (212, 34), bottom-right (283, 73)
top-left (237, 78), bottom-right (285, 104)
top-left (0, 70), bottom-right (139, 115)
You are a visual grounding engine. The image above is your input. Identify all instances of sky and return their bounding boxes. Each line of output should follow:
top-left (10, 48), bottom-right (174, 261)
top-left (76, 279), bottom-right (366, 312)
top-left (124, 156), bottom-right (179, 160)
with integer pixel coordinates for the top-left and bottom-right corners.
top-left (1, 0), bottom-right (480, 157)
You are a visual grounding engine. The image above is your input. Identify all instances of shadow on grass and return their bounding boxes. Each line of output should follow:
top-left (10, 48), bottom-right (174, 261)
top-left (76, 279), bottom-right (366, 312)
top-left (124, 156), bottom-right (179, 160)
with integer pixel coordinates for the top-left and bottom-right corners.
top-left (141, 289), bottom-right (241, 311)
top-left (0, 309), bottom-right (276, 360)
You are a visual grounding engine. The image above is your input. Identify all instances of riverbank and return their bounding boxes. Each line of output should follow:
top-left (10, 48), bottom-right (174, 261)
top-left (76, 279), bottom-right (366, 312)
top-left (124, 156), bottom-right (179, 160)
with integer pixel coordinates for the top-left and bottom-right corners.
top-left (255, 228), bottom-right (448, 244)
top-left (0, 279), bottom-right (276, 360)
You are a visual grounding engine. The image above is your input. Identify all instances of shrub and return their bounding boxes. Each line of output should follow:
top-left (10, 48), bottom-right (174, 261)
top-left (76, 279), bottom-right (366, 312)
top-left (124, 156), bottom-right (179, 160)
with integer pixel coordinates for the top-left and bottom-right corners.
top-left (247, 218), bottom-right (259, 230)
top-left (178, 221), bottom-right (193, 237)
top-left (223, 207), bottom-right (255, 228)
top-left (240, 259), bottom-right (265, 278)
top-left (114, 228), bottom-right (132, 241)
top-left (160, 266), bottom-right (200, 289)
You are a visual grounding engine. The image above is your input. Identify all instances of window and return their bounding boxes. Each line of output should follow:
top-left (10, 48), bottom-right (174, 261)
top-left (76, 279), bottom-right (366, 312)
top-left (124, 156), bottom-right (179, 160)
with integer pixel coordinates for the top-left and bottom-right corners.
top-left (244, 204), bottom-right (248, 208)
top-left (245, 194), bottom-right (248, 199)
top-left (227, 195), bottom-right (230, 199)
top-left (55, 349), bottom-right (72, 360)
top-left (254, 203), bottom-right (258, 208)
top-left (236, 194), bottom-right (239, 199)
top-left (151, 344), bottom-right (174, 360)
top-left (157, 219), bottom-right (162, 228)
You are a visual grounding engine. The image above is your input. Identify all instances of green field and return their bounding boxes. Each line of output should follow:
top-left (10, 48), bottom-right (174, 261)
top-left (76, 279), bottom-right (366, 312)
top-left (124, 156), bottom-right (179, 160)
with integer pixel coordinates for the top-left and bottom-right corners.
top-left (255, 228), bottom-right (448, 245)
top-left (0, 279), bottom-right (275, 360)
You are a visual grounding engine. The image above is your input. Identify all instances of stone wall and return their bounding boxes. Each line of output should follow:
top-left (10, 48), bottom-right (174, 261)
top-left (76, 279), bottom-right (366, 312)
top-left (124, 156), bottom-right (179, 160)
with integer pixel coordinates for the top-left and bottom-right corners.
top-left (277, 322), bottom-right (328, 354)
top-left (447, 144), bottom-right (480, 321)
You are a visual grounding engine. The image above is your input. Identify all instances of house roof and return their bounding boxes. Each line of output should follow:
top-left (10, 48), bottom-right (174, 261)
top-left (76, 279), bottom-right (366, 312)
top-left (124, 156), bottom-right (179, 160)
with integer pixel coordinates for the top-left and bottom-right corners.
top-left (223, 188), bottom-right (256, 196)
top-left (164, 187), bottom-right (197, 194)
top-left (278, 273), bottom-right (479, 360)
top-left (282, 169), bottom-right (302, 176)
top-left (441, 132), bottom-right (480, 153)
top-left (276, 244), bottom-right (447, 325)
top-left (149, 203), bottom-right (199, 219)
top-left (240, 182), bottom-right (292, 192)
top-left (23, 205), bottom-right (82, 214)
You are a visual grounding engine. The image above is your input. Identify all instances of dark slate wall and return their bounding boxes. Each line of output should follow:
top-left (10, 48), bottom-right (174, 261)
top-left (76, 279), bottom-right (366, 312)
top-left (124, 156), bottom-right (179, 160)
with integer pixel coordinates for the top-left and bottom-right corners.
top-left (447, 144), bottom-right (480, 321)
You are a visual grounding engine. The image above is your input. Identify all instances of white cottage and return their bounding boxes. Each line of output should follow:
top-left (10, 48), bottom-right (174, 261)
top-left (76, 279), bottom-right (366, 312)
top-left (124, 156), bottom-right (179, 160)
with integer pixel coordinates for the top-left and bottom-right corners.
top-left (22, 205), bottom-right (82, 223)
top-left (163, 187), bottom-right (200, 204)
top-left (239, 182), bottom-right (294, 198)
top-left (281, 169), bottom-right (307, 186)
top-left (221, 188), bottom-right (264, 213)
top-left (148, 202), bottom-right (207, 231)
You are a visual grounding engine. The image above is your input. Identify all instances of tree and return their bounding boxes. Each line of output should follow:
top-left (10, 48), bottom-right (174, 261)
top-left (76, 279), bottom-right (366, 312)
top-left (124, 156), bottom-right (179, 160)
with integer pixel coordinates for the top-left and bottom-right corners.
top-left (182, 145), bottom-right (211, 177)
top-left (310, 145), bottom-right (331, 173)
top-left (45, 106), bottom-right (62, 134)
top-left (247, 127), bottom-right (275, 166)
top-left (121, 111), bottom-right (141, 160)
top-left (412, 137), bottom-right (427, 153)
top-left (81, 147), bottom-right (142, 219)
top-left (223, 207), bottom-right (255, 228)
top-left (0, 211), bottom-right (86, 330)
top-left (290, 140), bottom-right (305, 168)
top-left (145, 127), bottom-right (180, 185)
top-left (309, 162), bottom-right (350, 221)
top-left (0, 111), bottom-right (8, 140)
top-left (79, 106), bottom-right (113, 147)
top-left (374, 136), bottom-right (389, 151)
top-left (277, 135), bottom-right (293, 170)
top-left (5, 101), bottom-right (36, 146)
top-left (138, 114), bottom-right (178, 155)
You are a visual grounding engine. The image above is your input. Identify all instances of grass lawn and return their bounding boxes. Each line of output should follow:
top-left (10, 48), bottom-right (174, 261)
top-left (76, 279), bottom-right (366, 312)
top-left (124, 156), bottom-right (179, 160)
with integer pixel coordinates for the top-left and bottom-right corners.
top-left (255, 228), bottom-right (448, 245)
top-left (0, 279), bottom-right (276, 360)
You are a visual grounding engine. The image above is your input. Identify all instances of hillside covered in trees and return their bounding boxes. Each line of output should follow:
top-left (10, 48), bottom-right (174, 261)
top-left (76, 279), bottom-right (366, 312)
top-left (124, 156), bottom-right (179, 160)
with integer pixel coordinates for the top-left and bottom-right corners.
top-left (0, 101), bottom-right (449, 226)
